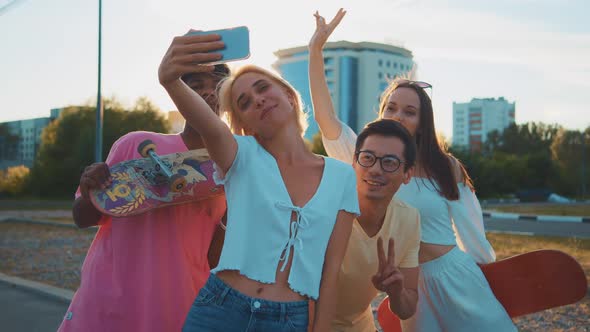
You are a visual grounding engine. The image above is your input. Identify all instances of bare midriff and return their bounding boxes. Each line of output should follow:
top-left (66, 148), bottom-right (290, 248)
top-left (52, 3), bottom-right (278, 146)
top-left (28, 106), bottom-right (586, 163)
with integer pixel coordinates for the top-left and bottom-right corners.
top-left (216, 255), bottom-right (307, 302)
top-left (419, 242), bottom-right (456, 264)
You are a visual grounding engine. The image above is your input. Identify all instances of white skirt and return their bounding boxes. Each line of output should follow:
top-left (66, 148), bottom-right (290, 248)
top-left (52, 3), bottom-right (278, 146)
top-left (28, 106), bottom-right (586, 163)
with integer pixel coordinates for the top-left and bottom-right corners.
top-left (402, 246), bottom-right (516, 332)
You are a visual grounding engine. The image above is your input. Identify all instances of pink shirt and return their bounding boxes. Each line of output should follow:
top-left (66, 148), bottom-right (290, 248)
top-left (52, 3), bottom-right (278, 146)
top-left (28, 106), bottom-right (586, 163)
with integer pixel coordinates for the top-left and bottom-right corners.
top-left (58, 131), bottom-right (226, 332)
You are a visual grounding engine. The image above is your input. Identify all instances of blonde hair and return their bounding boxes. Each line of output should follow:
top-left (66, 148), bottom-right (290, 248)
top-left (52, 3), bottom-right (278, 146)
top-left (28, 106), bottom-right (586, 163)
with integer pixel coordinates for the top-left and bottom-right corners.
top-left (218, 65), bottom-right (308, 137)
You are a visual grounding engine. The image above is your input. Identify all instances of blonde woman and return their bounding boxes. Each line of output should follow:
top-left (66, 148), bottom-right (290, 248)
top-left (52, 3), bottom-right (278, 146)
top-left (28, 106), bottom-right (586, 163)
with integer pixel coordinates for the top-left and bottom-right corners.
top-left (159, 32), bottom-right (359, 331)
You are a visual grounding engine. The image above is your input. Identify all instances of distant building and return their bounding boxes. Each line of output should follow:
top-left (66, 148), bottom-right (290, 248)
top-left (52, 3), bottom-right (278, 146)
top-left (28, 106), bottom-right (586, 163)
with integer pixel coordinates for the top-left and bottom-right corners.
top-left (452, 97), bottom-right (515, 151)
top-left (0, 108), bottom-right (63, 169)
top-left (274, 41), bottom-right (415, 139)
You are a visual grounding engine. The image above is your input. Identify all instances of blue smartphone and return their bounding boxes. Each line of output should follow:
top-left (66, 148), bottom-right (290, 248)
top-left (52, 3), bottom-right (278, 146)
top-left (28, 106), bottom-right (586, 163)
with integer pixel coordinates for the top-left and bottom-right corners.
top-left (186, 26), bottom-right (250, 64)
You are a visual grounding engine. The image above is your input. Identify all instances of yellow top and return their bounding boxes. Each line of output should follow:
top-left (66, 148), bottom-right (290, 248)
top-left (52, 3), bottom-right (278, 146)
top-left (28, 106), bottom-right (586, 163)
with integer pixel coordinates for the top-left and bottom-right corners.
top-left (332, 198), bottom-right (421, 332)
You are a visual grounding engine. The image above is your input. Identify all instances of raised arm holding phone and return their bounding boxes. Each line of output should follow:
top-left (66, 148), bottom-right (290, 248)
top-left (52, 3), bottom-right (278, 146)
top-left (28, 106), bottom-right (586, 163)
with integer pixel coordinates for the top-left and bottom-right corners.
top-left (159, 28), bottom-right (360, 332)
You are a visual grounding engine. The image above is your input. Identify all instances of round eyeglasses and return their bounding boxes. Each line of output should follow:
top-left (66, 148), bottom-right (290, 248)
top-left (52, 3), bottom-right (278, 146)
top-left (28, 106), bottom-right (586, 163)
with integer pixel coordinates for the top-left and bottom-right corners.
top-left (355, 151), bottom-right (404, 173)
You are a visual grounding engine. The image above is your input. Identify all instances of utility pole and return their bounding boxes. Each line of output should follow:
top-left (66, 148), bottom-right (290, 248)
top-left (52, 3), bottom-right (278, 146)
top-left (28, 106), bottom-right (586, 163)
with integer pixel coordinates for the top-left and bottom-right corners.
top-left (95, 0), bottom-right (103, 162)
top-left (582, 131), bottom-right (587, 198)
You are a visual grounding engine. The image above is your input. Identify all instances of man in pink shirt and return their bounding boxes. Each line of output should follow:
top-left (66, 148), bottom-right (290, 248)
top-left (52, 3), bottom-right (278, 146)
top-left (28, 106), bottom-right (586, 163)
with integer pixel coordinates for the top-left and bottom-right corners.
top-left (58, 40), bottom-right (230, 331)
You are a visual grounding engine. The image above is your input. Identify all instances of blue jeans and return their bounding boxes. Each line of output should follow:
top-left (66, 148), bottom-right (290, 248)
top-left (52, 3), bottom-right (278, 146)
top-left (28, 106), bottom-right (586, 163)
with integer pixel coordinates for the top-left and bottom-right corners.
top-left (182, 273), bottom-right (309, 332)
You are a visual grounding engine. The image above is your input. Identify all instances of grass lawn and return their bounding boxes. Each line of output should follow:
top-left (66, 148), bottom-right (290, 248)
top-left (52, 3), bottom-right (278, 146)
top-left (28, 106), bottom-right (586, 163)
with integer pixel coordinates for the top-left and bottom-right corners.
top-left (488, 233), bottom-right (590, 285)
top-left (484, 204), bottom-right (590, 217)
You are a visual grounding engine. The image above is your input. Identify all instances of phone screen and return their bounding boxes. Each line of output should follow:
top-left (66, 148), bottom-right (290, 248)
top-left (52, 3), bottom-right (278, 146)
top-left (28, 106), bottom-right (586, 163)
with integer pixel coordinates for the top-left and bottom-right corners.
top-left (186, 26), bottom-right (250, 64)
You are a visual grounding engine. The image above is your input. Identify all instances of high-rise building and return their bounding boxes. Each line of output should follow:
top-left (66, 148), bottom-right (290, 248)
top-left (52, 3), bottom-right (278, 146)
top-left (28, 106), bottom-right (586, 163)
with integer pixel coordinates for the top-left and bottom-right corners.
top-left (0, 108), bottom-right (63, 169)
top-left (274, 41), bottom-right (415, 139)
top-left (452, 97), bottom-right (515, 151)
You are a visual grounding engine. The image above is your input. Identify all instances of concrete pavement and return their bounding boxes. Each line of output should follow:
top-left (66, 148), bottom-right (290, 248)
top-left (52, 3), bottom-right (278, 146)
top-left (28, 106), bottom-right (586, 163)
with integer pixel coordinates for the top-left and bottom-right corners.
top-left (484, 216), bottom-right (590, 238)
top-left (0, 280), bottom-right (69, 332)
top-left (483, 211), bottom-right (590, 223)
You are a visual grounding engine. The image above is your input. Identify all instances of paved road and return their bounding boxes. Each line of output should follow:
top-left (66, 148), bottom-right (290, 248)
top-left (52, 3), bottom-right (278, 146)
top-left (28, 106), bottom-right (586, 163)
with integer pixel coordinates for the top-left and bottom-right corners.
top-left (485, 217), bottom-right (590, 238)
top-left (0, 282), bottom-right (68, 332)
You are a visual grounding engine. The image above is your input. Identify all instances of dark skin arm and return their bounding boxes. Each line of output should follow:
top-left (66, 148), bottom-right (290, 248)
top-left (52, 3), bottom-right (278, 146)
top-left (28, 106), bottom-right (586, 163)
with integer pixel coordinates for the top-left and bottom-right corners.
top-left (72, 162), bottom-right (112, 228)
top-left (207, 213), bottom-right (227, 269)
top-left (72, 196), bottom-right (103, 228)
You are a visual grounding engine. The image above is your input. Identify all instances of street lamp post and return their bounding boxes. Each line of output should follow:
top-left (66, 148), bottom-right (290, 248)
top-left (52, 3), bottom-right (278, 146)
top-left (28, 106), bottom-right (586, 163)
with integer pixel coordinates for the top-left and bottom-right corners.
top-left (582, 131), bottom-right (587, 198)
top-left (95, 0), bottom-right (103, 162)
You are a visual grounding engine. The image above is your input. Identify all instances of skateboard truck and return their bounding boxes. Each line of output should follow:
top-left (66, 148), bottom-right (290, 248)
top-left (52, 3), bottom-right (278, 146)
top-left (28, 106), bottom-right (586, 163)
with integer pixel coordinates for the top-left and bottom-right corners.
top-left (138, 140), bottom-right (187, 192)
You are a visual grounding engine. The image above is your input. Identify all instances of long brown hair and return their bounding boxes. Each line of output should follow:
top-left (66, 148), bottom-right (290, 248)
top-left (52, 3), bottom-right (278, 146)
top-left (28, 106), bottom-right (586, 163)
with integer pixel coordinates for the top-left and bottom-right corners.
top-left (378, 80), bottom-right (473, 200)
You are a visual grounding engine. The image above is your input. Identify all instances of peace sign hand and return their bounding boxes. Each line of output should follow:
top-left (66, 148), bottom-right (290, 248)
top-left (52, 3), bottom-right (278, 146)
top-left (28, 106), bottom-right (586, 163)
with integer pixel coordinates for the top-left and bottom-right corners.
top-left (309, 8), bottom-right (346, 52)
top-left (372, 237), bottom-right (405, 299)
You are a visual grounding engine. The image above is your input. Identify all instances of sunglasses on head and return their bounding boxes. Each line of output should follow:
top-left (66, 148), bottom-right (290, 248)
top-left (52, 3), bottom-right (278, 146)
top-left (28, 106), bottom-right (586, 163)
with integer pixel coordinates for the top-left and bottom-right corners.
top-left (395, 79), bottom-right (433, 99)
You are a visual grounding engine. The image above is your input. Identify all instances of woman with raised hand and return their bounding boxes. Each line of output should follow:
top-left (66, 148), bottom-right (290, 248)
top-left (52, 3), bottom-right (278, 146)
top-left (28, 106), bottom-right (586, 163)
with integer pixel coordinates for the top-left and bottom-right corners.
top-left (159, 31), bottom-right (359, 331)
top-left (309, 9), bottom-right (516, 332)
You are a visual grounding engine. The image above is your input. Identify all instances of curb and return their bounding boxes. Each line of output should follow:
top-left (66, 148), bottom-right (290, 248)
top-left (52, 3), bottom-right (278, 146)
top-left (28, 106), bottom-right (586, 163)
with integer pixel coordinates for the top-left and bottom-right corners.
top-left (483, 211), bottom-right (590, 223)
top-left (0, 272), bottom-right (73, 304)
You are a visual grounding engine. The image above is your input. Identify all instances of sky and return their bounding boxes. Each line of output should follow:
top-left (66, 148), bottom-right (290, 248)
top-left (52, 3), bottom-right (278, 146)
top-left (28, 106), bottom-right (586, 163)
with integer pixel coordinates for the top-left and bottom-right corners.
top-left (1, 0), bottom-right (589, 139)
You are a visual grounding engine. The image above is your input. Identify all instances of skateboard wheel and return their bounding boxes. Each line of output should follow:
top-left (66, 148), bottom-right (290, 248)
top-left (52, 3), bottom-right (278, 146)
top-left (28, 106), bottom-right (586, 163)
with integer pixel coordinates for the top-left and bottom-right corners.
top-left (170, 174), bottom-right (187, 192)
top-left (138, 140), bottom-right (156, 158)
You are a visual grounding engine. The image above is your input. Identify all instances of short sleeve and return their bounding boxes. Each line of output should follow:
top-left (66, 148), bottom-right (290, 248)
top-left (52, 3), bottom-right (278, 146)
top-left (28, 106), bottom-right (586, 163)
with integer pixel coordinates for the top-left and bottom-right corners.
top-left (322, 121), bottom-right (357, 164)
top-left (213, 135), bottom-right (254, 185)
top-left (338, 165), bottom-right (360, 216)
top-left (449, 184), bottom-right (496, 264)
top-left (398, 210), bottom-right (421, 268)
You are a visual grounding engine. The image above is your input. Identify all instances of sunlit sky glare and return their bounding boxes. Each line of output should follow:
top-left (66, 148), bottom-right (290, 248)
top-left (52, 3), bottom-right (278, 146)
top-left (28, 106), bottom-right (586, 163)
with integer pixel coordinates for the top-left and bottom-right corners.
top-left (1, 0), bottom-right (589, 138)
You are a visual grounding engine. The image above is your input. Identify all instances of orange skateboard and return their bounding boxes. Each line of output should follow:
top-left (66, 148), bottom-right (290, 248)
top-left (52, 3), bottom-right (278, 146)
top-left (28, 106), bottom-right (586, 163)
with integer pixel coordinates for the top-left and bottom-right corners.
top-left (377, 250), bottom-right (587, 331)
top-left (90, 140), bottom-right (224, 217)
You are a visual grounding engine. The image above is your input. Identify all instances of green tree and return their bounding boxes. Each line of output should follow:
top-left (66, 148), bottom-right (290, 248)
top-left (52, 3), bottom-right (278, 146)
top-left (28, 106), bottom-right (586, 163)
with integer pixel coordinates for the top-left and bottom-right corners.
top-left (27, 97), bottom-right (170, 197)
top-left (481, 130), bottom-right (501, 156)
top-left (310, 132), bottom-right (327, 156)
top-left (550, 127), bottom-right (590, 197)
top-left (452, 122), bottom-right (563, 199)
top-left (488, 122), bottom-right (561, 155)
top-left (0, 165), bottom-right (30, 195)
top-left (459, 151), bottom-right (527, 198)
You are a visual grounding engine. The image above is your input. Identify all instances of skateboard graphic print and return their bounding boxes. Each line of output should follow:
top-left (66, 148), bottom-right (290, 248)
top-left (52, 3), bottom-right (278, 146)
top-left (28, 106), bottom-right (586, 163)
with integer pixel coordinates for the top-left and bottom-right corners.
top-left (91, 140), bottom-right (224, 217)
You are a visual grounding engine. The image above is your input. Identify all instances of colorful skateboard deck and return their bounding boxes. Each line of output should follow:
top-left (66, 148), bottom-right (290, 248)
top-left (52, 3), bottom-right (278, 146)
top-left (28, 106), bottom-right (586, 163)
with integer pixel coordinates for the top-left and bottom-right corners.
top-left (377, 250), bottom-right (587, 331)
top-left (90, 149), bottom-right (224, 217)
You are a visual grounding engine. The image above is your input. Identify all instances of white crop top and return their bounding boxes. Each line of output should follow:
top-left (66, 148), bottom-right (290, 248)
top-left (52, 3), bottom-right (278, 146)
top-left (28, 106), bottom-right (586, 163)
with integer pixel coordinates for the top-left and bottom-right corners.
top-left (211, 135), bottom-right (360, 299)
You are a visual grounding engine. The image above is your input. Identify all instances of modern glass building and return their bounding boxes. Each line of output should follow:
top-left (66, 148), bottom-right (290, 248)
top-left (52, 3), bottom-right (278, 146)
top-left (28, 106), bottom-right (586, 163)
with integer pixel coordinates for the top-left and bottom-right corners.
top-left (452, 97), bottom-right (516, 151)
top-left (274, 41), bottom-right (414, 139)
top-left (0, 108), bottom-right (63, 169)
